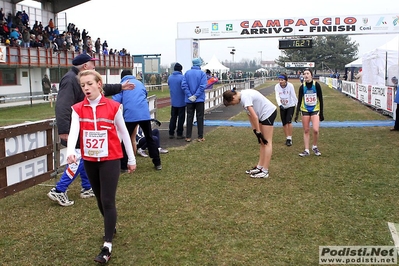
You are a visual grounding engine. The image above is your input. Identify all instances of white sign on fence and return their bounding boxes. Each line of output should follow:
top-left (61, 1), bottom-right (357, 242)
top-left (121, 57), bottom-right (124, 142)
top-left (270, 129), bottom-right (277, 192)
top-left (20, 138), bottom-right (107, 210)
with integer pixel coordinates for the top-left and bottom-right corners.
top-left (285, 62), bottom-right (315, 68)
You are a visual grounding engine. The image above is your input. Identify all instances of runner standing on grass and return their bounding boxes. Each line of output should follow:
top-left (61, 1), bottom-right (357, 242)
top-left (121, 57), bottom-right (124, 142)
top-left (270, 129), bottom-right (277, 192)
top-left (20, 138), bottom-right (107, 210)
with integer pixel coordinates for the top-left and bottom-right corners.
top-left (67, 70), bottom-right (136, 264)
top-left (294, 68), bottom-right (324, 157)
top-left (223, 88), bottom-right (277, 178)
top-left (274, 73), bottom-right (298, 146)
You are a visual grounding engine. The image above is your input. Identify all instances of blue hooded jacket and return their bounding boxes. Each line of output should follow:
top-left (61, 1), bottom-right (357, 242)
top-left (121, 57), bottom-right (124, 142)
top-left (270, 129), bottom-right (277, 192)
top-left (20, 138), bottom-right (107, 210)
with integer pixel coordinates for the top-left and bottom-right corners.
top-left (112, 75), bottom-right (151, 122)
top-left (167, 71), bottom-right (186, 107)
top-left (181, 66), bottom-right (207, 103)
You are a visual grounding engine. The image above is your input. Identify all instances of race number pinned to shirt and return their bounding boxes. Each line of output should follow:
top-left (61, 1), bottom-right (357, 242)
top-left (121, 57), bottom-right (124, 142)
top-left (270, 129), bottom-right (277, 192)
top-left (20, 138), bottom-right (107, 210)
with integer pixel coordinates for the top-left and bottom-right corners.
top-left (280, 94), bottom-right (289, 106)
top-left (304, 92), bottom-right (317, 106)
top-left (83, 130), bottom-right (108, 158)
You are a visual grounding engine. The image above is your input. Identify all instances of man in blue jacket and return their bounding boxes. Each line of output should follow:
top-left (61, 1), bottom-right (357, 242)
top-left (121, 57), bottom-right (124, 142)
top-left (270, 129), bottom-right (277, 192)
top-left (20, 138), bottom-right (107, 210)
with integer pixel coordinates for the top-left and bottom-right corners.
top-left (390, 76), bottom-right (399, 131)
top-left (167, 62), bottom-right (186, 139)
top-left (112, 70), bottom-right (162, 170)
top-left (181, 58), bottom-right (207, 142)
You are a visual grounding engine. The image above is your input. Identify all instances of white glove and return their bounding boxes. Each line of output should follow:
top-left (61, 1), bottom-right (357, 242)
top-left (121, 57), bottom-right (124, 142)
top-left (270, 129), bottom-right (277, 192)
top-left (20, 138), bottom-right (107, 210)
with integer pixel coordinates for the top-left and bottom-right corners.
top-left (188, 95), bottom-right (197, 102)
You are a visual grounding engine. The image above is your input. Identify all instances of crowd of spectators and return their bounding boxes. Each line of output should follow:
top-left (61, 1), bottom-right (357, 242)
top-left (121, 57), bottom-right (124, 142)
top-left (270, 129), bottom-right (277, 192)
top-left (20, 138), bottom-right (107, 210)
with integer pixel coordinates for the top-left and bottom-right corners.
top-left (0, 8), bottom-right (129, 57)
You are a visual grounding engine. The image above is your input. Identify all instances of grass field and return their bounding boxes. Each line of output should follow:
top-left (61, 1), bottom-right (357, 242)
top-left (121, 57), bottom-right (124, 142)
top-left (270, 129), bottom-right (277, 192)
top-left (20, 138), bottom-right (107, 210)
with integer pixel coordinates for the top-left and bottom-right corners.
top-left (0, 81), bottom-right (398, 265)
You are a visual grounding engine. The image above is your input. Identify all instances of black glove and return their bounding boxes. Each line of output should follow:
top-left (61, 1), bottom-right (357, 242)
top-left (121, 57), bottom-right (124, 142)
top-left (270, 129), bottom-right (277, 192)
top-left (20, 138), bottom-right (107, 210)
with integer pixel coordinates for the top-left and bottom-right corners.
top-left (253, 129), bottom-right (268, 145)
top-left (294, 115), bottom-right (298, 123)
top-left (151, 119), bottom-right (161, 126)
top-left (279, 105), bottom-right (284, 111)
top-left (319, 113), bottom-right (324, 122)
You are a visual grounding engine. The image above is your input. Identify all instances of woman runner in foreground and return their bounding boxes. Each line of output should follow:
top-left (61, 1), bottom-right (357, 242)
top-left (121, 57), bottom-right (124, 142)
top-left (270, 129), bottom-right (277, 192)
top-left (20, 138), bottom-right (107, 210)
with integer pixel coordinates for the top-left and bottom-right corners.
top-left (67, 70), bottom-right (136, 264)
top-left (294, 68), bottom-right (324, 157)
top-left (223, 88), bottom-right (277, 178)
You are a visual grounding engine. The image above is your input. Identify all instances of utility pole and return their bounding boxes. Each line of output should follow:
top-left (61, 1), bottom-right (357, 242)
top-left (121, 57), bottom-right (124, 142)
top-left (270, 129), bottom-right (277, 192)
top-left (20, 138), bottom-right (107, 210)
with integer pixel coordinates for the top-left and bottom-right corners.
top-left (228, 46), bottom-right (235, 70)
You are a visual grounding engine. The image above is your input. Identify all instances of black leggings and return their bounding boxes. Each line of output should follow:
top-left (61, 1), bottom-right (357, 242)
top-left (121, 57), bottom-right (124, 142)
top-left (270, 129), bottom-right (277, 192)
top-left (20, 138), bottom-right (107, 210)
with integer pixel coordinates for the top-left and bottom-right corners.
top-left (84, 159), bottom-right (120, 243)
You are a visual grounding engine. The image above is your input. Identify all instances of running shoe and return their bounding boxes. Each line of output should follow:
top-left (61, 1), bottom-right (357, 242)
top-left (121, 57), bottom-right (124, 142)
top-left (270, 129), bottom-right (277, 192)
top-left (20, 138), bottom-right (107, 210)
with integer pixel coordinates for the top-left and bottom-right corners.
top-left (158, 148), bottom-right (169, 154)
top-left (250, 171), bottom-right (270, 179)
top-left (94, 246), bottom-right (111, 264)
top-left (137, 148), bottom-right (149, 157)
top-left (312, 147), bottom-right (322, 156)
top-left (286, 139), bottom-right (292, 146)
top-left (47, 188), bottom-right (74, 207)
top-left (299, 150), bottom-right (310, 157)
top-left (155, 164), bottom-right (162, 170)
top-left (245, 166), bottom-right (262, 175)
top-left (80, 188), bottom-right (95, 199)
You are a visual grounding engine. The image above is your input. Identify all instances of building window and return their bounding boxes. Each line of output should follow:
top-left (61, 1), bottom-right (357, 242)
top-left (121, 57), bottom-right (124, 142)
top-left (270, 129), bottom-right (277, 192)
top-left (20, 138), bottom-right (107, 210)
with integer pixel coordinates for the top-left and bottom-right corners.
top-left (0, 69), bottom-right (17, 85)
top-left (110, 69), bottom-right (119, 76)
top-left (49, 68), bottom-right (68, 83)
top-left (97, 69), bottom-right (106, 75)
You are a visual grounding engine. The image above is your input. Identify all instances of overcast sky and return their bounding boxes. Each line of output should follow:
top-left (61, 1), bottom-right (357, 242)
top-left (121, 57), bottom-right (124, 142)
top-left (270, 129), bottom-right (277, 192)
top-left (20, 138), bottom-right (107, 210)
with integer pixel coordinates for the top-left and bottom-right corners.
top-left (22, 0), bottom-right (398, 67)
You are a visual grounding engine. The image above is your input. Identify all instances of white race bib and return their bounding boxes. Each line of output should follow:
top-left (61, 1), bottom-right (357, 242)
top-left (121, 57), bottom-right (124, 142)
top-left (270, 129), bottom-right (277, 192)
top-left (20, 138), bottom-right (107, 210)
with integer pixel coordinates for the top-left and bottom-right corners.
top-left (82, 130), bottom-right (109, 158)
top-left (280, 95), bottom-right (289, 106)
top-left (304, 92), bottom-right (317, 106)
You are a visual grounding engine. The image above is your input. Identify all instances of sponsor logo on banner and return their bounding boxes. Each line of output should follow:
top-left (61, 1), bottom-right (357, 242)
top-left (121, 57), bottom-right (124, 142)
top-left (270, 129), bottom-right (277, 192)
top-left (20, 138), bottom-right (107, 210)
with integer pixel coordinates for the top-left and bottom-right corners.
top-left (387, 87), bottom-right (393, 111)
top-left (194, 26), bottom-right (201, 34)
top-left (375, 17), bottom-right (389, 30)
top-left (393, 16), bottom-right (399, 26)
top-left (368, 85), bottom-right (372, 105)
top-left (212, 23), bottom-right (218, 31)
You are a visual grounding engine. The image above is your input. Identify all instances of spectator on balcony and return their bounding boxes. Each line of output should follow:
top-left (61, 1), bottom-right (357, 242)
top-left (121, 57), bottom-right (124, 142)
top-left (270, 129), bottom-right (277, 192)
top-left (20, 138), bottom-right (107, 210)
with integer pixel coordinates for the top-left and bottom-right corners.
top-left (75, 39), bottom-right (83, 52)
top-left (6, 12), bottom-right (12, 28)
top-left (73, 27), bottom-right (80, 41)
top-left (53, 27), bottom-right (59, 36)
top-left (95, 37), bottom-right (101, 54)
top-left (14, 11), bottom-right (23, 32)
top-left (41, 32), bottom-right (50, 49)
top-left (0, 21), bottom-right (9, 41)
top-left (38, 22), bottom-right (43, 32)
top-left (65, 32), bottom-right (72, 51)
top-left (21, 28), bottom-right (30, 48)
top-left (21, 10), bottom-right (29, 27)
top-left (54, 34), bottom-right (64, 51)
top-left (103, 47), bottom-right (109, 55)
top-left (102, 40), bottom-right (108, 51)
top-left (109, 48), bottom-right (114, 55)
top-left (0, 8), bottom-right (4, 22)
top-left (48, 18), bottom-right (54, 30)
top-left (9, 28), bottom-right (20, 40)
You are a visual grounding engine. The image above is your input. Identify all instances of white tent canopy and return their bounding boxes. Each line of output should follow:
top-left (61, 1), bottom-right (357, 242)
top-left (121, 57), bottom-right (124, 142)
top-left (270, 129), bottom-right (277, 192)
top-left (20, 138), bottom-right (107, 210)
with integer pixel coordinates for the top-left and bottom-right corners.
top-left (362, 36), bottom-right (399, 86)
top-left (345, 58), bottom-right (362, 68)
top-left (201, 55), bottom-right (229, 72)
top-left (346, 36), bottom-right (399, 69)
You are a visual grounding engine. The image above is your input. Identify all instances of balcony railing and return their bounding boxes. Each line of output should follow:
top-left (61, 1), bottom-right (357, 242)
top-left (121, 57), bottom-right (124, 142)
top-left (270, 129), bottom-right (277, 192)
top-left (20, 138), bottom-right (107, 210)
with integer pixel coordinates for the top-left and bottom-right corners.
top-left (1, 47), bottom-right (134, 69)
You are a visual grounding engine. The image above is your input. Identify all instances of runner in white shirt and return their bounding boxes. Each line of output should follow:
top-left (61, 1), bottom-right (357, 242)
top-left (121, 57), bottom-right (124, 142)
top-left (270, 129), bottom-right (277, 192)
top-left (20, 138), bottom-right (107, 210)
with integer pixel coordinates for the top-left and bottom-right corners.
top-left (274, 74), bottom-right (298, 146)
top-left (223, 88), bottom-right (277, 178)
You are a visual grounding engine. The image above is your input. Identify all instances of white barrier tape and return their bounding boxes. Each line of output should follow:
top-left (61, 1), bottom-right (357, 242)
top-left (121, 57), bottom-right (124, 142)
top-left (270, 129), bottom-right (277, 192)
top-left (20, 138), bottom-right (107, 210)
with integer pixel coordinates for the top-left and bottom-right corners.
top-left (0, 93), bottom-right (58, 101)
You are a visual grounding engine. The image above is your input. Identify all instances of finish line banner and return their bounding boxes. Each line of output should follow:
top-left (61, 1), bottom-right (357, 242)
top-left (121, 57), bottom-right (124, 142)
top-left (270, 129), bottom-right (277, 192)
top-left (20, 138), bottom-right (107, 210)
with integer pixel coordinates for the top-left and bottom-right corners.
top-left (319, 246), bottom-right (397, 264)
top-left (177, 14), bottom-right (399, 40)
